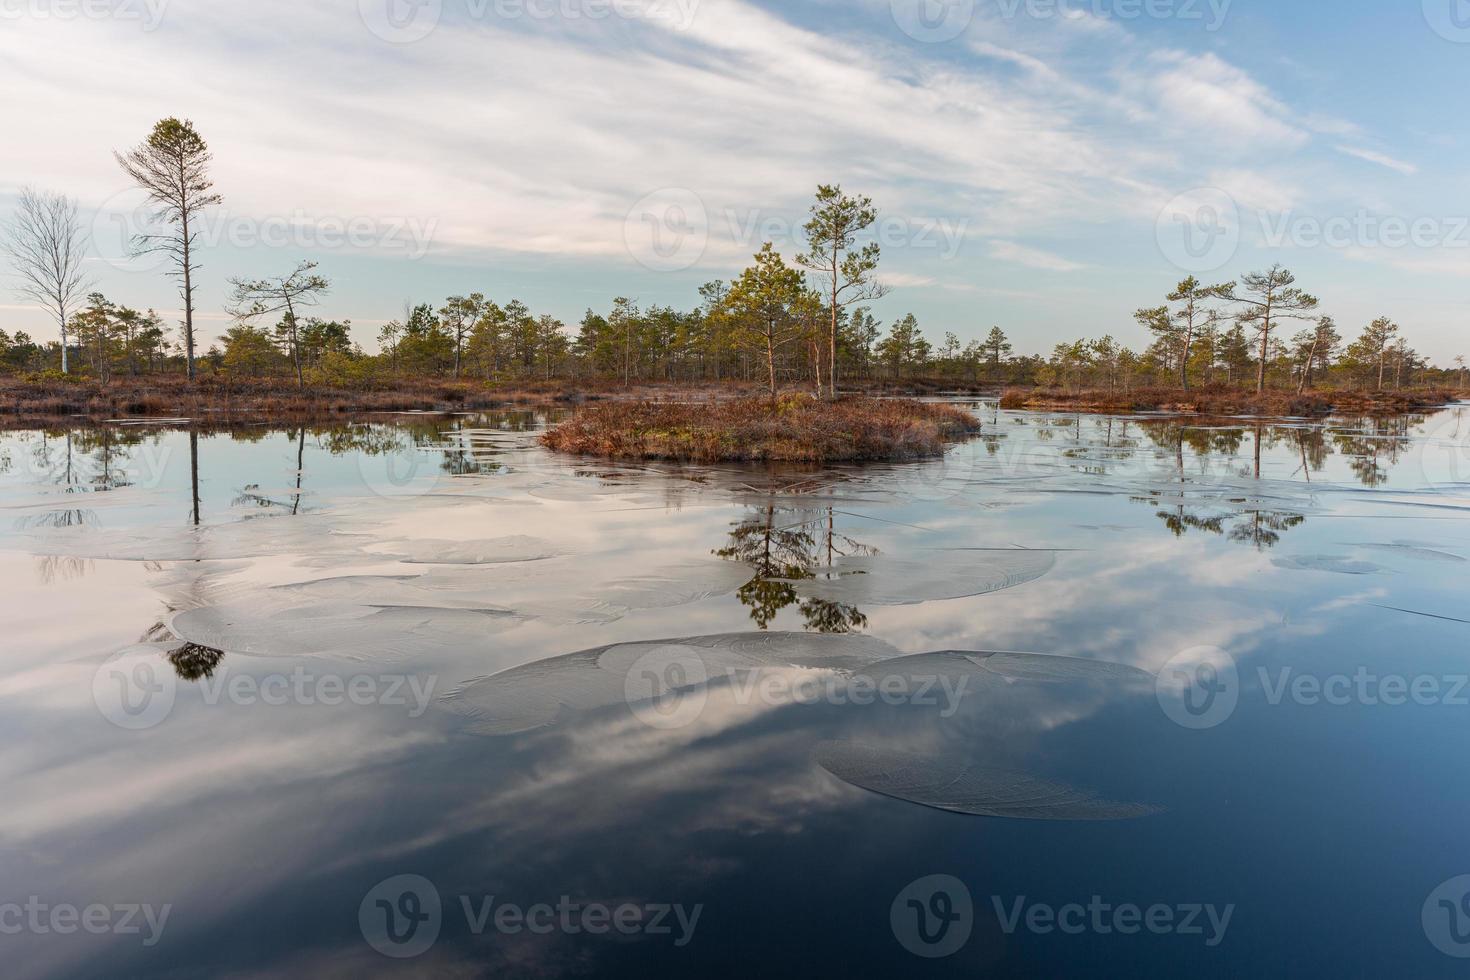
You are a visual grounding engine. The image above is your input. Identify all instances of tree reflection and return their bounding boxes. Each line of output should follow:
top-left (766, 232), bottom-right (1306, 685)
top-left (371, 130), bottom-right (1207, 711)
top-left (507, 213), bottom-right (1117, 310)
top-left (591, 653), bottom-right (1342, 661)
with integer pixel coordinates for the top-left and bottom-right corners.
top-left (1329, 414), bottom-right (1420, 488)
top-left (233, 427), bottom-right (311, 514)
top-left (714, 504), bottom-right (870, 633)
top-left (1132, 420), bottom-right (1307, 551)
top-left (166, 642), bottom-right (226, 681)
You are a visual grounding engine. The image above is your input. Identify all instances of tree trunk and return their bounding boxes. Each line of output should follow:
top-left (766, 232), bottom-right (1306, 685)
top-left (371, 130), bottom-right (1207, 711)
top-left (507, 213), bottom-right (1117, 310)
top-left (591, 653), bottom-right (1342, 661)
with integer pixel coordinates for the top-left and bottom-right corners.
top-left (1256, 323), bottom-right (1269, 394)
top-left (189, 430), bottom-right (201, 526)
top-left (1296, 343), bottom-right (1315, 395)
top-left (284, 296), bottom-right (304, 389)
top-left (766, 332), bottom-right (777, 402)
top-left (1179, 321), bottom-right (1193, 391)
top-left (828, 265), bottom-right (837, 400)
top-left (182, 205), bottom-right (195, 380)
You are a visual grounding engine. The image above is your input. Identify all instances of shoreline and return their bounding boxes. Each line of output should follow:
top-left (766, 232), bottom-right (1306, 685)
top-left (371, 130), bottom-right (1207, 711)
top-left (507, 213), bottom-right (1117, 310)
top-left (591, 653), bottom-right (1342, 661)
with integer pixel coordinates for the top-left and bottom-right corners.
top-left (999, 384), bottom-right (1461, 418)
top-left (0, 375), bottom-right (1461, 428)
top-left (0, 376), bottom-right (994, 428)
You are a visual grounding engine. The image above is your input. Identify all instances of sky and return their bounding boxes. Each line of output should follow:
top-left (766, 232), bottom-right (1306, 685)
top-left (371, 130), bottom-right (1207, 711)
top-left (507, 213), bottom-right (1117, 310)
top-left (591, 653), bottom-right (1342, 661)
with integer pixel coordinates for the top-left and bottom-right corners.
top-left (1, 0), bottom-right (1467, 362)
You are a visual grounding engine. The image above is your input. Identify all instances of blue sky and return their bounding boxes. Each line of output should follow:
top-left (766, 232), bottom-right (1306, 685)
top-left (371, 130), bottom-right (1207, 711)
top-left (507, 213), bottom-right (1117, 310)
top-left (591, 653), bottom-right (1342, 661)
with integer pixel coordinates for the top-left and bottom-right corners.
top-left (3, 0), bottom-right (1467, 361)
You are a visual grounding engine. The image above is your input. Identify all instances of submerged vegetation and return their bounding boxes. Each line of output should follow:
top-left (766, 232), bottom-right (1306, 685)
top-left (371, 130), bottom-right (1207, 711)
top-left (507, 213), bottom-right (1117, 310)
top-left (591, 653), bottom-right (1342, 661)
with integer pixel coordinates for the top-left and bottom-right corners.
top-left (540, 395), bottom-right (981, 463)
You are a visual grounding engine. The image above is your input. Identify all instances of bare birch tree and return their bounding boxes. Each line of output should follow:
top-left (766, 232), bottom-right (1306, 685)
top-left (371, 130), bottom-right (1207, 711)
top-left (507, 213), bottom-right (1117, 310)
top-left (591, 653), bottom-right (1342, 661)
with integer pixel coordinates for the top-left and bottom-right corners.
top-left (2, 187), bottom-right (93, 374)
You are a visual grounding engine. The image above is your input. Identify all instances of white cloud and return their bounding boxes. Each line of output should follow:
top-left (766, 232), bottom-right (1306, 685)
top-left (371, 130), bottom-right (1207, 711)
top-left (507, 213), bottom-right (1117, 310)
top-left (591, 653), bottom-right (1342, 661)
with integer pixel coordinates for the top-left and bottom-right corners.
top-left (1334, 146), bottom-right (1419, 176)
top-left (1140, 50), bottom-right (1307, 149)
top-left (988, 240), bottom-right (1087, 272)
top-left (883, 272), bottom-right (939, 287)
top-left (1209, 168), bottom-right (1300, 213)
top-left (3, 0), bottom-right (1464, 360)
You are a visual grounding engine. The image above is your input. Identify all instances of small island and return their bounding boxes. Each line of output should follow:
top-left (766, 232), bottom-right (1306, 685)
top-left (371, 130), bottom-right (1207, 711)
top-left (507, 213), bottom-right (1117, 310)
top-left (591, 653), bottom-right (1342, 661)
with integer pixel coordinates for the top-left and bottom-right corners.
top-left (540, 395), bottom-right (981, 463)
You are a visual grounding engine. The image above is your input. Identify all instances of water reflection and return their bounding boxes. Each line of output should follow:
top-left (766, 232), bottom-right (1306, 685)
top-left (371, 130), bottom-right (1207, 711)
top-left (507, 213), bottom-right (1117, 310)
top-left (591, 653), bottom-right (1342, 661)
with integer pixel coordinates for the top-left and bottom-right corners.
top-left (2, 403), bottom-right (1469, 976)
top-left (165, 643), bottom-right (226, 681)
top-left (714, 505), bottom-right (871, 632)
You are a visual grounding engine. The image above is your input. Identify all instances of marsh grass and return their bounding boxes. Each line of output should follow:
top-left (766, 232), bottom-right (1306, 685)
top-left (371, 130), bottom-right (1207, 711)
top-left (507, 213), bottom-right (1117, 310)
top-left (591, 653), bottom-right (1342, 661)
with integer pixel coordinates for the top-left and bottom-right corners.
top-left (541, 395), bottom-right (982, 462)
top-left (999, 384), bottom-right (1459, 416)
top-left (0, 375), bottom-right (605, 425)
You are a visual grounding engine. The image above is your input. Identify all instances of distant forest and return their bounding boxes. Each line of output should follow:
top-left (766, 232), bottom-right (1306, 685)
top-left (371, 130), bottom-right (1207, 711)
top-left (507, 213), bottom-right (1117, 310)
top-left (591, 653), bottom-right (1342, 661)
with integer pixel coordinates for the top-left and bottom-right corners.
top-left (4, 119), bottom-right (1463, 395)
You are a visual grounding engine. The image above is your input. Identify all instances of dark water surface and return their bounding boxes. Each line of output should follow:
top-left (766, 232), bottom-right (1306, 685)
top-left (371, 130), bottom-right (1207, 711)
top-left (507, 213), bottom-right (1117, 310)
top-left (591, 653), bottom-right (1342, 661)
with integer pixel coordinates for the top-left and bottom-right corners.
top-left (2, 401), bottom-right (1469, 978)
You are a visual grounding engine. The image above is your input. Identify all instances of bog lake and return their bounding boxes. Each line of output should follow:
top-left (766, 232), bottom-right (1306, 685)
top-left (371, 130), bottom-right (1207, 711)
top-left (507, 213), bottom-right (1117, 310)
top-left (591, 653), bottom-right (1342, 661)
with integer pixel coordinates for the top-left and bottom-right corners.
top-left (2, 400), bottom-right (1469, 977)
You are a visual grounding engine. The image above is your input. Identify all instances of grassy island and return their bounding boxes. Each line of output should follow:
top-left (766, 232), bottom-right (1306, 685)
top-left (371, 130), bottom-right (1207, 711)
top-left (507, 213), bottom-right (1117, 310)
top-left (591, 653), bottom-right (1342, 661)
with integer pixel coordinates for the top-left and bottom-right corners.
top-left (540, 395), bottom-right (982, 463)
top-left (999, 384), bottom-right (1460, 417)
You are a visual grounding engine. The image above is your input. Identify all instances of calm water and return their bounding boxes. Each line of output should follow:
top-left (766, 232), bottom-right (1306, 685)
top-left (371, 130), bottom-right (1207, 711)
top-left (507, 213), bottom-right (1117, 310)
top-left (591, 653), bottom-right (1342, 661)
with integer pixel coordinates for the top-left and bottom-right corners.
top-left (2, 401), bottom-right (1469, 978)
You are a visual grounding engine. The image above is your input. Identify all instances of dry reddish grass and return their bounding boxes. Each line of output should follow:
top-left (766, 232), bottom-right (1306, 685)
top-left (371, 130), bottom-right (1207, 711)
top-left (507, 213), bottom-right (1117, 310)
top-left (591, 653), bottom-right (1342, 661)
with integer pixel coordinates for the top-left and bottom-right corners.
top-left (541, 395), bottom-right (982, 462)
top-left (999, 384), bottom-right (1459, 416)
top-left (0, 375), bottom-right (803, 426)
top-left (0, 375), bottom-right (593, 426)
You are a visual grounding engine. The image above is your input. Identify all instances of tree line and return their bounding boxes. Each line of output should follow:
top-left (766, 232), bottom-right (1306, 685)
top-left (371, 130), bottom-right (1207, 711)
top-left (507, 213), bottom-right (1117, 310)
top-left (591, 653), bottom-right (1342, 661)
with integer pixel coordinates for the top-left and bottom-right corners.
top-left (2, 116), bottom-right (1463, 393)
